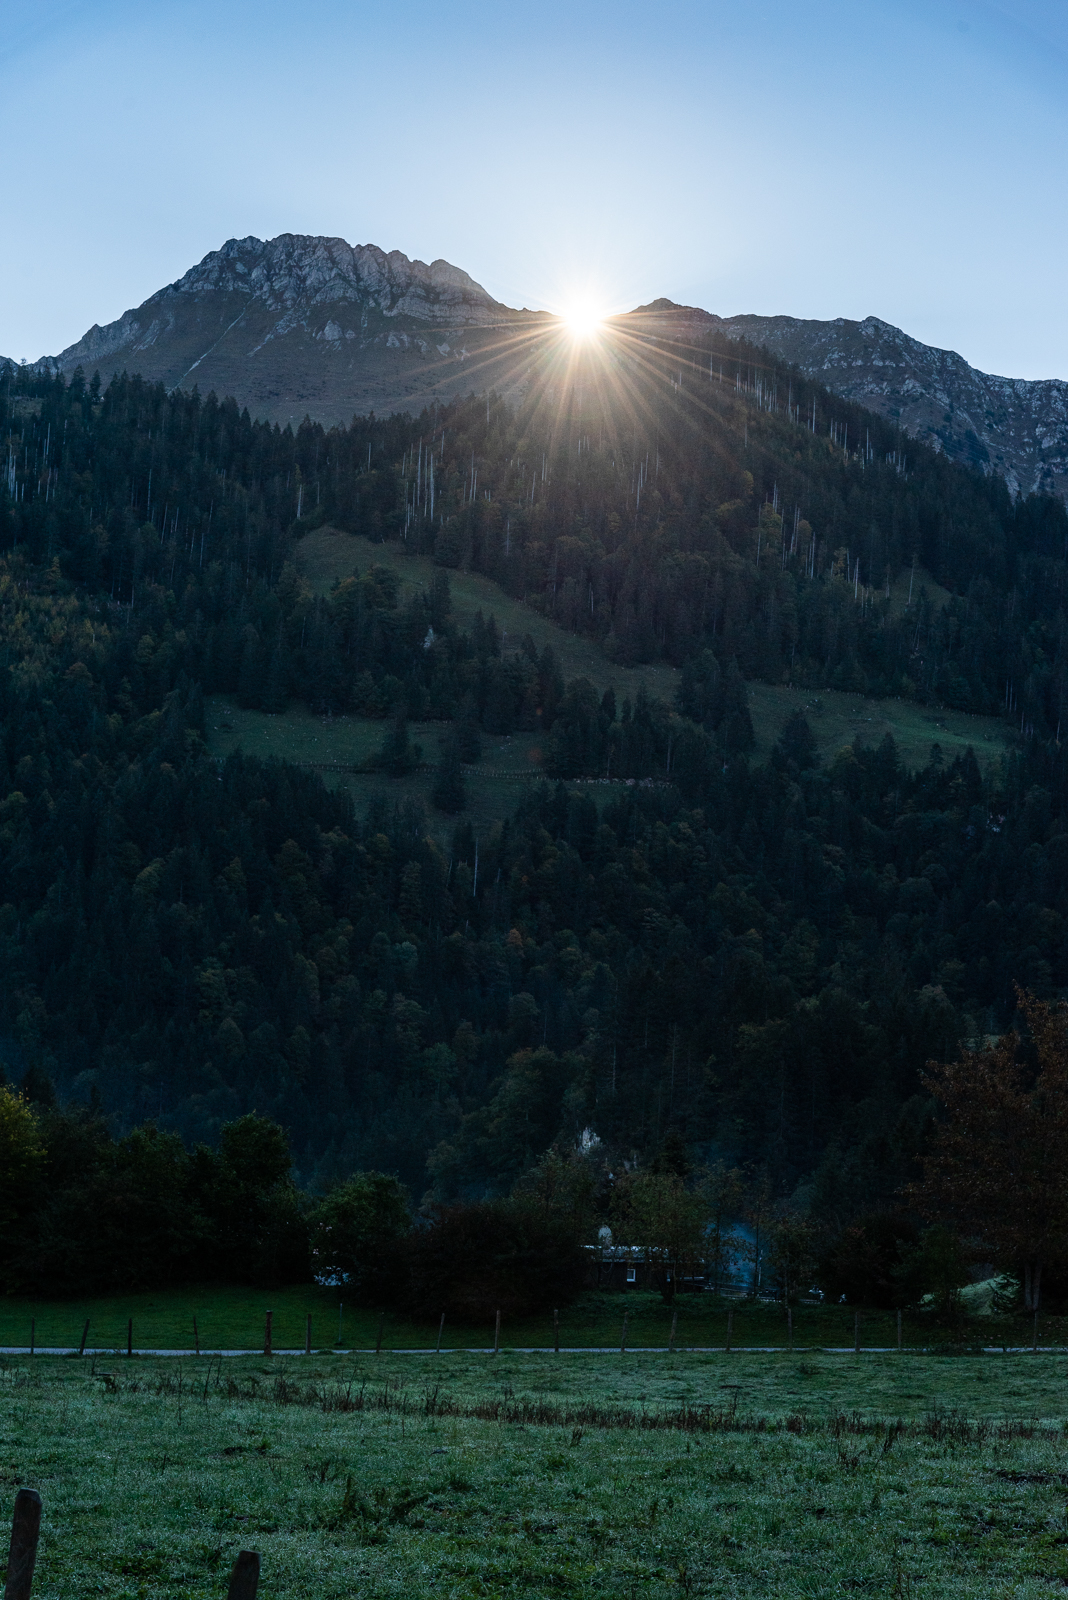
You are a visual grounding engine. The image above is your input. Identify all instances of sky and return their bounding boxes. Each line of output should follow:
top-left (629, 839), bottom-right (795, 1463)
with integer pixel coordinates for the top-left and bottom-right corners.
top-left (1, 0), bottom-right (1067, 379)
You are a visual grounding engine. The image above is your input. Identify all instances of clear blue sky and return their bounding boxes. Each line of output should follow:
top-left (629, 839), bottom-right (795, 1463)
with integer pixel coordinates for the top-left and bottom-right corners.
top-left (1, 0), bottom-right (1066, 379)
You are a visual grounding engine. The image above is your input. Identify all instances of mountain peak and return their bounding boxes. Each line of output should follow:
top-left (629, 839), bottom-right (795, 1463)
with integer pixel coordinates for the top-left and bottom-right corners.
top-left (160, 233), bottom-right (508, 323)
top-left (32, 235), bottom-right (1068, 498)
top-left (41, 233), bottom-right (540, 426)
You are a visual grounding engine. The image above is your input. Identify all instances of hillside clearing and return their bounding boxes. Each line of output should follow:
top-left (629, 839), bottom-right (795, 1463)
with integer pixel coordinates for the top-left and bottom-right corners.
top-left (205, 531), bottom-right (1016, 824)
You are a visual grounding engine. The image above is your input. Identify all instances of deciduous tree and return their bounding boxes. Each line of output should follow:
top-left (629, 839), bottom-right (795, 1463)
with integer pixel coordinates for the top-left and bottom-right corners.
top-left (910, 991), bottom-right (1068, 1311)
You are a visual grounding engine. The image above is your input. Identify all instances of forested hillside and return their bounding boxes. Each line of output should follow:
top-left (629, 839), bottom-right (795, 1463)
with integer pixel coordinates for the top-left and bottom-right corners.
top-left (3, 347), bottom-right (1068, 1215)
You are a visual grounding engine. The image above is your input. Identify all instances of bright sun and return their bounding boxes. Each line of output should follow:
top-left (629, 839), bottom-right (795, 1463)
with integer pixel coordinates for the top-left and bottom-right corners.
top-left (560, 300), bottom-right (605, 340)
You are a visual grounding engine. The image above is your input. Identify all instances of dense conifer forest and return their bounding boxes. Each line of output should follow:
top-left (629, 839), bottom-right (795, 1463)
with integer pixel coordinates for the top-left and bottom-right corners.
top-left (3, 337), bottom-right (1068, 1252)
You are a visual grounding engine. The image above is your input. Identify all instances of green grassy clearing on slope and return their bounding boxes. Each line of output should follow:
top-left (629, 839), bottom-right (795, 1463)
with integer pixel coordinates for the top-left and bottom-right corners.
top-left (295, 530), bottom-right (1014, 770)
top-left (202, 696), bottom-right (548, 841)
top-left (207, 531), bottom-right (1014, 832)
top-left (745, 683), bottom-right (1013, 771)
top-left (294, 526), bottom-right (682, 710)
top-left (6, 1351), bottom-right (1068, 1598)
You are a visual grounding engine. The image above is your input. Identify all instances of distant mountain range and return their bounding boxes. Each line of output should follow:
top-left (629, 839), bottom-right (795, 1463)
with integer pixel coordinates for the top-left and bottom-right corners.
top-left (21, 232), bottom-right (1068, 500)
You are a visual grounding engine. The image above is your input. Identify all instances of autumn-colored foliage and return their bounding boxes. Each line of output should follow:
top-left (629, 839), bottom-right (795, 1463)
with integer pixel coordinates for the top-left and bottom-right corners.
top-left (911, 990), bottom-right (1068, 1310)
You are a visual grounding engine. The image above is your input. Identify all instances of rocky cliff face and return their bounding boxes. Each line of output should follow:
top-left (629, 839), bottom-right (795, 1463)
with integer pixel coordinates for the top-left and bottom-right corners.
top-left (34, 237), bottom-right (1068, 499)
top-left (634, 300), bottom-right (1068, 501)
top-left (42, 234), bottom-right (550, 426)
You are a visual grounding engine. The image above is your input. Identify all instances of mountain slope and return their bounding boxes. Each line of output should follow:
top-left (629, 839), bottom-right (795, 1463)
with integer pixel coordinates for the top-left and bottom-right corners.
top-left (634, 299), bottom-right (1068, 501)
top-left (37, 233), bottom-right (1068, 500)
top-left (4, 359), bottom-right (1068, 1198)
top-left (42, 234), bottom-right (551, 426)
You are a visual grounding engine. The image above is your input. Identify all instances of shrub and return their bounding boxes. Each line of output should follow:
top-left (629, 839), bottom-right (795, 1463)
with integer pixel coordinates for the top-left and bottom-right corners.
top-left (405, 1199), bottom-right (587, 1321)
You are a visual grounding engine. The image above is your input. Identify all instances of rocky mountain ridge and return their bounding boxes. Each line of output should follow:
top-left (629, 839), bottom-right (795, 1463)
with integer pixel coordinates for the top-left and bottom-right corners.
top-left (24, 234), bottom-right (1068, 499)
top-left (636, 299), bottom-right (1068, 501)
top-left (38, 234), bottom-right (549, 426)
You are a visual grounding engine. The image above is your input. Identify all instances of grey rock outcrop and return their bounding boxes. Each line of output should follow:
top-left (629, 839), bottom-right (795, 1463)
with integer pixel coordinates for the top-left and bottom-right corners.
top-left (42, 234), bottom-right (548, 426)
top-left (33, 239), bottom-right (1068, 500)
top-left (633, 300), bottom-right (1068, 501)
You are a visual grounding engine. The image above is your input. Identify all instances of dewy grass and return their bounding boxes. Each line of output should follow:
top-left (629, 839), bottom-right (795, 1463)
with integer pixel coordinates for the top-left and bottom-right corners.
top-left (4, 1353), bottom-right (1068, 1598)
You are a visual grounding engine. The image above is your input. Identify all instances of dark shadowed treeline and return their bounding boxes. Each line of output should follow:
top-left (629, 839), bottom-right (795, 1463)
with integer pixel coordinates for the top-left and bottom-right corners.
top-left (3, 358), bottom-right (1068, 1221)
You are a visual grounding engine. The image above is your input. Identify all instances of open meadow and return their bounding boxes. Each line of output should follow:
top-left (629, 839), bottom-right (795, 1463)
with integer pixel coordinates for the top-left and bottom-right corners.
top-left (204, 529), bottom-right (1015, 835)
top-left (5, 1346), bottom-right (1068, 1598)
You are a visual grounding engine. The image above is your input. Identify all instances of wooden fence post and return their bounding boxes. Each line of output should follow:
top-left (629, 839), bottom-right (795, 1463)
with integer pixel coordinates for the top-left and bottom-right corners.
top-left (304, 1315), bottom-right (312, 1356)
top-left (669, 1311), bottom-right (677, 1353)
top-left (127, 1319), bottom-right (133, 1358)
top-left (78, 1320), bottom-right (89, 1357)
top-left (4, 1487), bottom-right (43, 1600)
top-left (193, 1316), bottom-right (200, 1357)
top-left (264, 1311), bottom-right (273, 1358)
top-left (620, 1313), bottom-right (629, 1355)
top-left (225, 1548), bottom-right (260, 1600)
top-left (493, 1310), bottom-right (501, 1355)
top-left (553, 1309), bottom-right (560, 1354)
top-left (375, 1314), bottom-right (385, 1356)
top-left (725, 1309), bottom-right (733, 1353)
top-left (436, 1314), bottom-right (445, 1355)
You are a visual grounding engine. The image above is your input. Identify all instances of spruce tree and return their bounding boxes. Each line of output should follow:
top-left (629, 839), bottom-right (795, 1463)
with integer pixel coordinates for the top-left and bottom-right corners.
top-left (432, 735), bottom-right (466, 813)
top-left (375, 710), bottom-right (421, 775)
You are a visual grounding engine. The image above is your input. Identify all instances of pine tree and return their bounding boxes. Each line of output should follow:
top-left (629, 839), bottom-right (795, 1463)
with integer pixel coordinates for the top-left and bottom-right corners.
top-left (432, 736), bottom-right (466, 813)
top-left (374, 711), bottom-right (421, 775)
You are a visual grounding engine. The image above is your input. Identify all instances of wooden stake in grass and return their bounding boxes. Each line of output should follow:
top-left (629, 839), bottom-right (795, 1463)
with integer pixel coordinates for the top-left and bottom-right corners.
top-left (725, 1309), bottom-right (733, 1353)
top-left (226, 1548), bottom-right (260, 1600)
top-left (669, 1311), bottom-right (678, 1353)
top-left (554, 1309), bottom-right (560, 1354)
top-left (78, 1319), bottom-right (89, 1357)
top-left (436, 1314), bottom-right (445, 1355)
top-left (376, 1314), bottom-right (385, 1356)
top-left (127, 1318), bottom-right (133, 1358)
top-left (4, 1487), bottom-right (43, 1600)
top-left (264, 1311), bottom-right (273, 1358)
top-left (305, 1315), bottom-right (312, 1356)
top-left (493, 1310), bottom-right (501, 1355)
top-left (620, 1313), bottom-right (629, 1355)
top-left (193, 1316), bottom-right (200, 1357)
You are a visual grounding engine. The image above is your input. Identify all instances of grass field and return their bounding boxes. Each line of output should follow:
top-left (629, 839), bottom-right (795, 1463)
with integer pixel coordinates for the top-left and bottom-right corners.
top-left (1, 1288), bottom-right (1063, 1358)
top-left (745, 683), bottom-right (1012, 773)
top-left (203, 696), bottom-right (547, 841)
top-left (6, 1346), bottom-right (1068, 1598)
top-left (204, 532), bottom-right (1014, 834)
